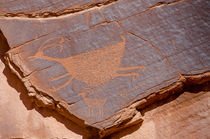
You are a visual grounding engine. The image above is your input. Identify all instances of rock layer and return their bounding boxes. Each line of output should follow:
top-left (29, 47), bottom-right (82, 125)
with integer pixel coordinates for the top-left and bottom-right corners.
top-left (108, 82), bottom-right (210, 139)
top-left (0, 56), bottom-right (85, 139)
top-left (0, 0), bottom-right (209, 137)
top-left (0, 55), bottom-right (209, 139)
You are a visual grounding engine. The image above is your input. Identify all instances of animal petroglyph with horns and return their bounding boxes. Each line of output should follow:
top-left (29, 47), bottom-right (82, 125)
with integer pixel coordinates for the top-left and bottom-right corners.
top-left (29, 35), bottom-right (146, 92)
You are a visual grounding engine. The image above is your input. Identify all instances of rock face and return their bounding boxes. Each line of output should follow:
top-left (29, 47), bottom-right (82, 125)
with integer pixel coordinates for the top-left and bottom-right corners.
top-left (108, 83), bottom-right (210, 139)
top-left (0, 57), bottom-right (85, 139)
top-left (0, 57), bottom-right (209, 139)
top-left (0, 0), bottom-right (209, 138)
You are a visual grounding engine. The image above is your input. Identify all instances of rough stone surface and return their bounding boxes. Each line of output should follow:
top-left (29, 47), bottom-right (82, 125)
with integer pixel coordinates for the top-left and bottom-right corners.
top-left (0, 57), bottom-right (209, 138)
top-left (108, 84), bottom-right (210, 139)
top-left (0, 58), bottom-right (84, 139)
top-left (0, 0), bottom-right (210, 137)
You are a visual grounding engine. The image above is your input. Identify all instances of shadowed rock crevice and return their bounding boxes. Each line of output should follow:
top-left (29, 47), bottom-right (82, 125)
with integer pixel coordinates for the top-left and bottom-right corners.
top-left (0, 30), bottom-right (9, 57)
top-left (149, 0), bottom-right (188, 9)
top-left (140, 81), bottom-right (209, 116)
top-left (134, 72), bottom-right (210, 111)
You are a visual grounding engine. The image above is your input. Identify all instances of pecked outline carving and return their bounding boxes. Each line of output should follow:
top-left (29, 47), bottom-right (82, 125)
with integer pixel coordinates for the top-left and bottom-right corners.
top-left (28, 35), bottom-right (146, 117)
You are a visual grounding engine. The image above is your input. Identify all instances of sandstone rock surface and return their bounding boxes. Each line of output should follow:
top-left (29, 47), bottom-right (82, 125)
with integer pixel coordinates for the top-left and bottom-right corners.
top-left (0, 57), bottom-right (209, 138)
top-left (0, 0), bottom-right (209, 137)
top-left (108, 83), bottom-right (210, 139)
top-left (0, 57), bottom-right (85, 139)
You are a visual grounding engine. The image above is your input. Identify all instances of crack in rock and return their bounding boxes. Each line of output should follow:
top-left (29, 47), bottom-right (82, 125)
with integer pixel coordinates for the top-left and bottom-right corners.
top-left (0, 0), bottom-right (119, 18)
top-left (0, 0), bottom-right (188, 19)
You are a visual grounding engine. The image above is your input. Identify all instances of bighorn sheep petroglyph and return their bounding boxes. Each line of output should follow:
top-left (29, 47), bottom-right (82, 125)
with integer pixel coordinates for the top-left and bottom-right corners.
top-left (29, 35), bottom-right (146, 92)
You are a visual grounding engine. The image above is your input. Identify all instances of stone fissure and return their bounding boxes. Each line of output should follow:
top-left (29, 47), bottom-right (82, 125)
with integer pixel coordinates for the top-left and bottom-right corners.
top-left (149, 0), bottom-right (187, 9)
top-left (0, 0), bottom-right (187, 19)
top-left (0, 0), bottom-right (119, 18)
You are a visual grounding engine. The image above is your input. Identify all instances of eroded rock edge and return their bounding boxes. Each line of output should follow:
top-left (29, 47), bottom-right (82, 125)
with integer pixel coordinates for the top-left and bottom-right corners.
top-left (0, 0), bottom-right (185, 18)
top-left (1, 29), bottom-right (210, 138)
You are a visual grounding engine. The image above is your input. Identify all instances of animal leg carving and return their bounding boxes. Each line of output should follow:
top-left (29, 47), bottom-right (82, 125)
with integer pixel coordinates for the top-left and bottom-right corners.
top-left (100, 107), bottom-right (103, 118)
top-left (119, 65), bottom-right (146, 71)
top-left (115, 72), bottom-right (139, 79)
top-left (88, 106), bottom-right (91, 117)
top-left (91, 106), bottom-right (94, 117)
top-left (116, 66), bottom-right (146, 79)
top-left (98, 107), bottom-right (100, 117)
top-left (50, 76), bottom-right (74, 92)
top-left (51, 72), bottom-right (71, 81)
top-left (27, 55), bottom-right (39, 60)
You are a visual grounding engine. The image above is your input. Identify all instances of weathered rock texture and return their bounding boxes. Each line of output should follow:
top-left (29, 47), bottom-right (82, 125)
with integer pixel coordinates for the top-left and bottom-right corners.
top-left (0, 57), bottom-right (85, 139)
top-left (108, 82), bottom-right (210, 139)
top-left (0, 0), bottom-right (209, 138)
top-left (0, 57), bottom-right (209, 138)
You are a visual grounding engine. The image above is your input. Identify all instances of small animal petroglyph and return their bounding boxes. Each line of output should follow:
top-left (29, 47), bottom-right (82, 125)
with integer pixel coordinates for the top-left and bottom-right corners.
top-left (78, 89), bottom-right (107, 117)
top-left (171, 40), bottom-right (176, 45)
top-left (29, 35), bottom-right (146, 92)
top-left (119, 92), bottom-right (128, 97)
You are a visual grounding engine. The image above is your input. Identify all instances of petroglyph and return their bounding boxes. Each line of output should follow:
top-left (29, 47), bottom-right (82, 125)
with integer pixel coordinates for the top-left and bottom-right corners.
top-left (2, 0), bottom-right (209, 136)
top-left (119, 91), bottom-right (128, 97)
top-left (78, 88), bottom-right (106, 117)
top-left (171, 40), bottom-right (176, 45)
top-left (29, 35), bottom-right (146, 92)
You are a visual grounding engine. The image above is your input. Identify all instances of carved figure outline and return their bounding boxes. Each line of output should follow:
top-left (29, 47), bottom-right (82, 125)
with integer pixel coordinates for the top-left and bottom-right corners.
top-left (29, 35), bottom-right (146, 118)
top-left (78, 88), bottom-right (106, 117)
top-left (29, 35), bottom-right (146, 91)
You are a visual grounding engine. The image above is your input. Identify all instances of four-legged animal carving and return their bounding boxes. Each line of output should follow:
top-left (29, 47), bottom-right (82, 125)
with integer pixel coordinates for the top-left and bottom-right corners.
top-left (29, 35), bottom-right (146, 92)
top-left (78, 90), bottom-right (107, 118)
